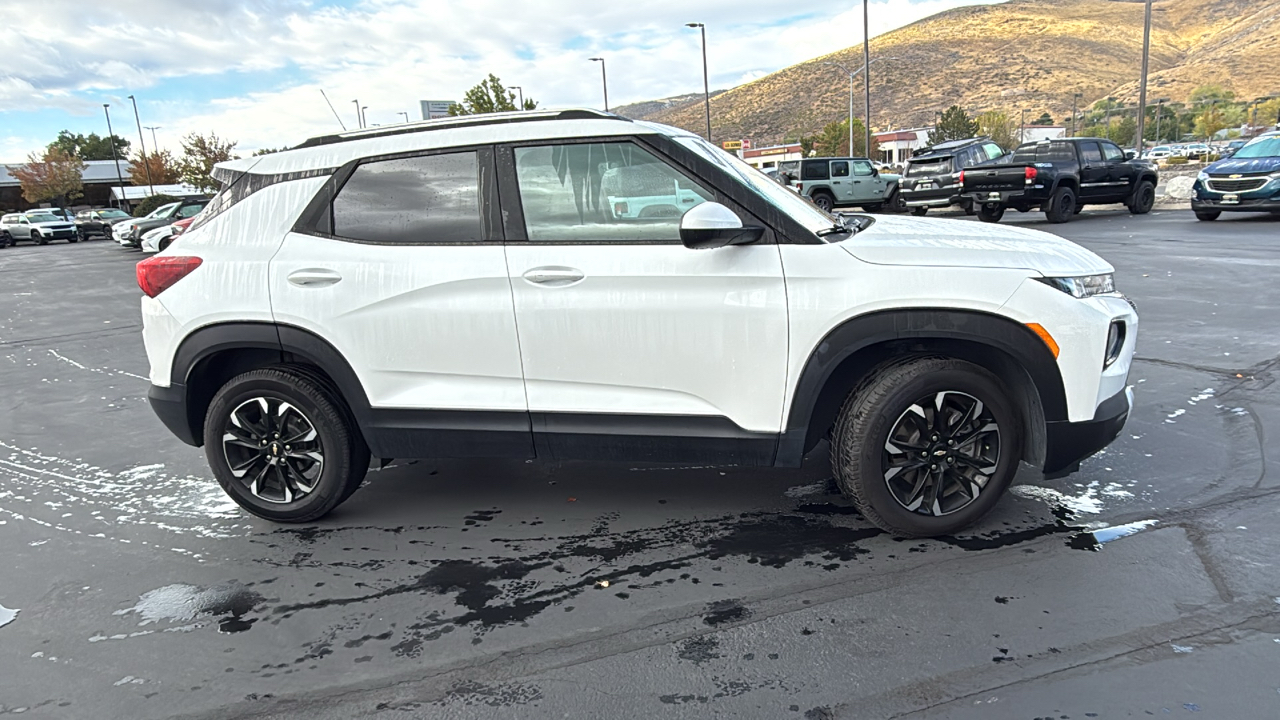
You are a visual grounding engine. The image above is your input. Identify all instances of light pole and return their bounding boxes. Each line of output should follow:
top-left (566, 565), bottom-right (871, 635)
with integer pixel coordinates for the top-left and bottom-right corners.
top-left (1070, 92), bottom-right (1082, 136)
top-left (127, 95), bottom-right (154, 197)
top-left (1134, 0), bottom-right (1153, 154)
top-left (862, 0), bottom-right (872, 156)
top-left (685, 23), bottom-right (712, 142)
top-left (397, 111), bottom-right (409, 123)
top-left (361, 106), bottom-right (368, 129)
top-left (1154, 98), bottom-right (1168, 144)
top-left (588, 59), bottom-right (608, 112)
top-left (352, 99), bottom-right (362, 129)
top-left (102, 104), bottom-right (128, 211)
top-left (1020, 108), bottom-right (1029, 143)
top-left (144, 126), bottom-right (161, 152)
top-left (821, 57), bottom-right (895, 156)
top-left (510, 86), bottom-right (524, 110)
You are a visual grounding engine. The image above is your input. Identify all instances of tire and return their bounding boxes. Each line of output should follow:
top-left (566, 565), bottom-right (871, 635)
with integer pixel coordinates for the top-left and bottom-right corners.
top-left (811, 192), bottom-right (835, 213)
top-left (862, 203), bottom-right (883, 213)
top-left (977, 204), bottom-right (1005, 223)
top-left (888, 189), bottom-right (907, 213)
top-left (1128, 180), bottom-right (1155, 215)
top-left (67, 236), bottom-right (78, 243)
top-left (830, 356), bottom-right (1022, 537)
top-left (158, 238), bottom-right (171, 252)
top-left (1195, 211), bottom-right (1220, 221)
top-left (962, 200), bottom-right (977, 216)
top-left (203, 367), bottom-right (370, 523)
top-left (1044, 186), bottom-right (1076, 224)
top-left (34, 233), bottom-right (49, 246)
top-left (911, 207), bottom-right (928, 217)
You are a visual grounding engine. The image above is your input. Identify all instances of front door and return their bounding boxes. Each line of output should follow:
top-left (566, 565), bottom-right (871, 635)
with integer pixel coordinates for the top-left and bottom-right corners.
top-left (1101, 141), bottom-right (1136, 201)
top-left (269, 147), bottom-right (532, 458)
top-left (849, 159), bottom-right (885, 203)
top-left (1076, 141), bottom-right (1110, 201)
top-left (500, 139), bottom-right (789, 464)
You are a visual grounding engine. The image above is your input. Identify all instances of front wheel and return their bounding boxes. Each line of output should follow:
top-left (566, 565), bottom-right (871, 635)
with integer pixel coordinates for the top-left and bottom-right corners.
top-left (977, 204), bottom-right (1005, 223)
top-left (1195, 211), bottom-right (1220, 221)
top-left (911, 206), bottom-right (928, 217)
top-left (67, 235), bottom-right (79, 243)
top-left (831, 357), bottom-right (1021, 537)
top-left (34, 233), bottom-right (49, 246)
top-left (962, 199), bottom-right (977, 216)
top-left (203, 367), bottom-right (370, 523)
top-left (1128, 180), bottom-right (1155, 215)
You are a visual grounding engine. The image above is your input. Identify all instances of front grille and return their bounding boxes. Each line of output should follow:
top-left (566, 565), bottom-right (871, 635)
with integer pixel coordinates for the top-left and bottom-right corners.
top-left (1207, 177), bottom-right (1267, 193)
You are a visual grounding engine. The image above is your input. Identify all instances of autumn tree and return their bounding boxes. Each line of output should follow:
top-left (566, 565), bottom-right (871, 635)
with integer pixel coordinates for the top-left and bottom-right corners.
top-left (1195, 106), bottom-right (1229, 140)
top-left (447, 74), bottom-right (538, 115)
top-left (47, 130), bottom-right (130, 161)
top-left (177, 132), bottom-right (238, 192)
top-left (129, 149), bottom-right (181, 186)
top-left (976, 111), bottom-right (1019, 151)
top-left (927, 105), bottom-right (980, 145)
top-left (6, 148), bottom-right (86, 208)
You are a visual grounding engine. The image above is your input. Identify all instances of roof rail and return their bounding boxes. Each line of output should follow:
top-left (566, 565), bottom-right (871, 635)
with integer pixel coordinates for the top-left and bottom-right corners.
top-left (296, 108), bottom-right (630, 149)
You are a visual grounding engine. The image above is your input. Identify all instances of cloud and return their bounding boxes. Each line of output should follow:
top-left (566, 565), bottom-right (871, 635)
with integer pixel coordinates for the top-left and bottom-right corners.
top-left (0, 0), bottom-right (1003, 156)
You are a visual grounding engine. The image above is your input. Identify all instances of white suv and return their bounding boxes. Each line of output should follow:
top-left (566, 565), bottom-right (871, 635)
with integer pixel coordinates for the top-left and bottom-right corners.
top-left (138, 109), bottom-right (1137, 537)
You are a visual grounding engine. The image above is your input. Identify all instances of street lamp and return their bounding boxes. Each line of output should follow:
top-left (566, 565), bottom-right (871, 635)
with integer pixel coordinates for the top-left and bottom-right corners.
top-left (1134, 0), bottom-right (1153, 154)
top-left (1070, 92), bottom-right (1082, 137)
top-left (588, 58), bottom-right (609, 112)
top-left (102, 104), bottom-right (128, 211)
top-left (361, 106), bottom-right (368, 129)
top-left (509, 86), bottom-right (524, 111)
top-left (1020, 108), bottom-right (1029, 143)
top-left (352, 99), bottom-right (361, 129)
top-left (127, 95), bottom-right (154, 197)
top-left (821, 57), bottom-right (895, 156)
top-left (1154, 98), bottom-right (1169, 144)
top-left (685, 23), bottom-right (712, 142)
top-left (861, 0), bottom-right (872, 157)
top-left (397, 111), bottom-right (409, 123)
top-left (144, 126), bottom-right (161, 152)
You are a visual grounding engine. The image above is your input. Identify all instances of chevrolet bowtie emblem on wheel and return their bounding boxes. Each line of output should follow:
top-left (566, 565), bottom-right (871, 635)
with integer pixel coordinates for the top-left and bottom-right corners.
top-left (934, 450), bottom-right (948, 457)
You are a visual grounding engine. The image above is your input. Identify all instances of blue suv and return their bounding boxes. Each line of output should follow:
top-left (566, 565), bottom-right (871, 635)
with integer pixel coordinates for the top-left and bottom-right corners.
top-left (1192, 132), bottom-right (1280, 221)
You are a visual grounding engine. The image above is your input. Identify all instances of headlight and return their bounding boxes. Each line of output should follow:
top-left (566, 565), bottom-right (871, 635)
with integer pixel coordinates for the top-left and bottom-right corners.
top-left (1036, 273), bottom-right (1116, 299)
top-left (1197, 171), bottom-right (1209, 183)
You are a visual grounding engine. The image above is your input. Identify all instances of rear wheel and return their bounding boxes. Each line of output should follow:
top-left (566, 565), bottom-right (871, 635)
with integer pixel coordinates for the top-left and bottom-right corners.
top-left (811, 192), bottom-right (835, 213)
top-left (203, 367), bottom-right (370, 523)
top-left (1195, 211), bottom-right (1221, 221)
top-left (1128, 180), bottom-right (1155, 215)
top-left (977, 204), bottom-right (1005, 223)
top-left (1044, 186), bottom-right (1076, 224)
top-left (911, 207), bottom-right (928, 217)
top-left (831, 357), bottom-right (1021, 537)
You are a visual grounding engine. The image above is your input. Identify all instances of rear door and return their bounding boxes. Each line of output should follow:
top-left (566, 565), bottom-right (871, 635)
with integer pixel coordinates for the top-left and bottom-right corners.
top-left (828, 160), bottom-right (853, 204)
top-left (499, 138), bottom-right (788, 464)
top-left (1076, 141), bottom-right (1109, 201)
top-left (268, 146), bottom-right (532, 458)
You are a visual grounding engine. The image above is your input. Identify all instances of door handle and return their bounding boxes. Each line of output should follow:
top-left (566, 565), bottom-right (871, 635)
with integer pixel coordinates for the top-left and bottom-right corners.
top-left (287, 268), bottom-right (342, 287)
top-left (523, 266), bottom-right (584, 287)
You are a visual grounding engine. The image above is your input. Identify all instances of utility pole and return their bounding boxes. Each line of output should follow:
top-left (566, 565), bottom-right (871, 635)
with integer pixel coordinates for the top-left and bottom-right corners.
top-left (589, 58), bottom-right (609, 112)
top-left (144, 126), bottom-right (161, 152)
top-left (102, 104), bottom-right (128, 211)
top-left (1134, 0), bottom-right (1153, 154)
top-left (127, 95), bottom-right (155, 197)
top-left (686, 23), bottom-right (712, 142)
top-left (822, 58), bottom-right (895, 156)
top-left (1070, 92), bottom-right (1082, 136)
top-left (862, 0), bottom-right (872, 158)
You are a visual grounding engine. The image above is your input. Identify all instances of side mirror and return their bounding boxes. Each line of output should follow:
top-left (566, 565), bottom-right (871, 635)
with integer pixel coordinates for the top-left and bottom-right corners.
top-left (679, 202), bottom-right (764, 250)
top-left (1124, 150), bottom-right (1137, 160)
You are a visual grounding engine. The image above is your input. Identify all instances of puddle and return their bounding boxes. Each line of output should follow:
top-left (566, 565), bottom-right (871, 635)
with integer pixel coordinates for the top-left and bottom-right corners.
top-left (0, 604), bottom-right (18, 628)
top-left (114, 583), bottom-right (264, 633)
top-left (1066, 520), bottom-right (1159, 552)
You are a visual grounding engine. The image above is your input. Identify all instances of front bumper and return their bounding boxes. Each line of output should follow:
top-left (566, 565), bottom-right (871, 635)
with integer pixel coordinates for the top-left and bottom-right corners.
top-left (1192, 178), bottom-right (1280, 212)
top-left (1043, 386), bottom-right (1131, 478)
top-left (148, 383), bottom-right (200, 446)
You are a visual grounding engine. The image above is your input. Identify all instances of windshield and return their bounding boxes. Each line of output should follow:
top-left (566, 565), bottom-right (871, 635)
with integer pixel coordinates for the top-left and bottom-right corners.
top-left (146, 203), bottom-right (180, 219)
top-left (25, 214), bottom-right (59, 223)
top-left (1234, 138), bottom-right (1280, 159)
top-left (675, 136), bottom-right (835, 236)
top-left (905, 157), bottom-right (952, 177)
top-left (100, 209), bottom-right (130, 218)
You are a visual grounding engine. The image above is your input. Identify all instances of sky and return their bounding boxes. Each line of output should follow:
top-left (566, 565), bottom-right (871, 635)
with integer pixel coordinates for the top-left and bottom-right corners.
top-left (0, 0), bottom-right (1003, 161)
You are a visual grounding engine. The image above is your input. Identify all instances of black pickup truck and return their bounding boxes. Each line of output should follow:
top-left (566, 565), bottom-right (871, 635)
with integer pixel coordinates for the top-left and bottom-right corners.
top-left (959, 138), bottom-right (1159, 224)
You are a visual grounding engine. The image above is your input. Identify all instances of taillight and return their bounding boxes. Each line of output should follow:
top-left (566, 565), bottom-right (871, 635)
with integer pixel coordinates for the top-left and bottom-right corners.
top-left (137, 256), bottom-right (202, 298)
top-left (796, 182), bottom-right (804, 192)
top-left (1024, 166), bottom-right (1038, 182)
top-left (958, 170), bottom-right (965, 184)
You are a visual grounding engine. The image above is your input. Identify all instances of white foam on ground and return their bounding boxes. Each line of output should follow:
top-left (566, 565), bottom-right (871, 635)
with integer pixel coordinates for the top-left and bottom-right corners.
top-left (1010, 483), bottom-right (1105, 514)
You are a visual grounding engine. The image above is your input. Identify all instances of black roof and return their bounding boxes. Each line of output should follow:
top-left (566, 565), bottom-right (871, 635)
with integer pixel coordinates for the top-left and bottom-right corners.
top-left (296, 109), bottom-right (629, 149)
top-left (910, 136), bottom-right (992, 159)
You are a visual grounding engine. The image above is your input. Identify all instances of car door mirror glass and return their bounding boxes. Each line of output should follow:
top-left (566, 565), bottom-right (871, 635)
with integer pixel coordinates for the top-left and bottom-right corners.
top-left (1124, 150), bottom-right (1137, 161)
top-left (679, 202), bottom-right (764, 250)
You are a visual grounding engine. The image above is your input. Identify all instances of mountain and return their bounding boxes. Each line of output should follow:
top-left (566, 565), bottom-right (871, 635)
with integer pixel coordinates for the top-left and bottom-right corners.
top-left (624, 0), bottom-right (1279, 145)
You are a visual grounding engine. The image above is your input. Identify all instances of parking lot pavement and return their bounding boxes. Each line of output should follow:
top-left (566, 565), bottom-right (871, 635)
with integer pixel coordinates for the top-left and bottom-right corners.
top-left (0, 211), bottom-right (1277, 719)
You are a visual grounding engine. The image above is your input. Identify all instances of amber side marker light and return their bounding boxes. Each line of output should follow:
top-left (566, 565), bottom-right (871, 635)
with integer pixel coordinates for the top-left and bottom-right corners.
top-left (1026, 323), bottom-right (1060, 358)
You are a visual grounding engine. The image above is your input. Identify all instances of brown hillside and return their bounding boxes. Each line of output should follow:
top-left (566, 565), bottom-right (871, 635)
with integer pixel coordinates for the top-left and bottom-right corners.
top-left (630, 0), bottom-right (1280, 145)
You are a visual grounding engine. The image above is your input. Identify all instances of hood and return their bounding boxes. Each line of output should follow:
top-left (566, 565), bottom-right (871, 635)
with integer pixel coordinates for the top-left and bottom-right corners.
top-left (30, 219), bottom-right (73, 228)
top-left (1204, 156), bottom-right (1280, 175)
top-left (843, 214), bottom-right (1112, 276)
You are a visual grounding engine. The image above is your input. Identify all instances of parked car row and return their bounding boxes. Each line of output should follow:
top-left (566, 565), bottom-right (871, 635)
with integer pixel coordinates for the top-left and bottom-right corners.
top-left (109, 199), bottom-right (208, 251)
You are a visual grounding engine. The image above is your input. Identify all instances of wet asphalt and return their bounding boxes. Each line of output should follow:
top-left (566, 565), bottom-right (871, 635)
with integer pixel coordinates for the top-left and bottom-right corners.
top-left (0, 209), bottom-right (1278, 719)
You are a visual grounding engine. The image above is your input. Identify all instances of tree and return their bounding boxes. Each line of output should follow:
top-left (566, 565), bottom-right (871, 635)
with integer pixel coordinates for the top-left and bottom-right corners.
top-left (448, 74), bottom-right (538, 116)
top-left (1188, 84), bottom-right (1235, 105)
top-left (128, 149), bottom-right (181, 186)
top-left (927, 105), bottom-right (979, 145)
top-left (177, 132), bottom-right (238, 192)
top-left (132, 194), bottom-right (180, 219)
top-left (252, 147), bottom-right (283, 156)
top-left (1111, 116), bottom-right (1137, 146)
top-left (47, 130), bottom-right (131, 161)
top-left (1195, 106), bottom-right (1229, 140)
top-left (800, 118), bottom-right (877, 157)
top-left (6, 148), bottom-right (86, 207)
top-left (976, 111), bottom-right (1019, 151)
top-left (1030, 112), bottom-right (1053, 126)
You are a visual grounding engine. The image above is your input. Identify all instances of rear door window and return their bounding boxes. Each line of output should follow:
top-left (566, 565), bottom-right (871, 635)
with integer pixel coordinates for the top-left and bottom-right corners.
top-left (332, 151), bottom-right (483, 244)
top-left (801, 162), bottom-right (829, 180)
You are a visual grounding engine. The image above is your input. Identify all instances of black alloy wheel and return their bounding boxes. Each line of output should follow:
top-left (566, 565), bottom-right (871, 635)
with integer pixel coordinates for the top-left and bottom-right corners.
top-left (977, 204), bottom-right (1005, 223)
top-left (881, 391), bottom-right (1000, 516)
top-left (1044, 186), bottom-right (1076, 224)
top-left (221, 396), bottom-right (325, 505)
top-left (812, 192), bottom-right (835, 213)
top-left (1128, 180), bottom-right (1156, 215)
